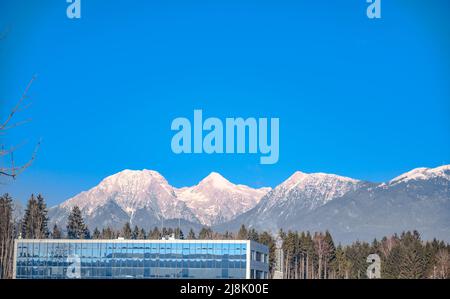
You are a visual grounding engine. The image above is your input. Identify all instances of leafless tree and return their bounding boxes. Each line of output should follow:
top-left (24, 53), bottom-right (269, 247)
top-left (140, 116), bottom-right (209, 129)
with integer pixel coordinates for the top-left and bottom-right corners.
top-left (313, 232), bottom-right (332, 279)
top-left (435, 249), bottom-right (450, 279)
top-left (1, 76), bottom-right (40, 179)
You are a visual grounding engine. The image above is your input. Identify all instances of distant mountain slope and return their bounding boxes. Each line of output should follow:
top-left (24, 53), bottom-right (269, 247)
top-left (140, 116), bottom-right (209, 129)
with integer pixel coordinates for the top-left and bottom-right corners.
top-left (48, 165), bottom-right (450, 243)
top-left (176, 172), bottom-right (270, 226)
top-left (48, 170), bottom-right (269, 230)
top-left (215, 171), bottom-right (369, 232)
top-left (215, 166), bottom-right (450, 244)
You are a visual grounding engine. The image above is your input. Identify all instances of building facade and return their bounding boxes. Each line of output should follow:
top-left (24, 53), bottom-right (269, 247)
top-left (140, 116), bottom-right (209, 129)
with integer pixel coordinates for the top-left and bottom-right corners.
top-left (13, 239), bottom-right (269, 279)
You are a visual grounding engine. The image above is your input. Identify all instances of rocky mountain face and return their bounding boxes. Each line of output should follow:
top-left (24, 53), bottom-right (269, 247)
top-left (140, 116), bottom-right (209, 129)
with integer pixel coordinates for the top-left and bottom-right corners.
top-left (176, 172), bottom-right (270, 226)
top-left (48, 170), bottom-right (269, 230)
top-left (215, 165), bottom-right (450, 244)
top-left (49, 165), bottom-right (450, 244)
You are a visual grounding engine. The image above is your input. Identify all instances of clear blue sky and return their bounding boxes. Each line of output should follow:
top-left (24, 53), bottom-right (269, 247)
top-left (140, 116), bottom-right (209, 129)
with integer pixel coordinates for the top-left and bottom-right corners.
top-left (1, 0), bottom-right (449, 206)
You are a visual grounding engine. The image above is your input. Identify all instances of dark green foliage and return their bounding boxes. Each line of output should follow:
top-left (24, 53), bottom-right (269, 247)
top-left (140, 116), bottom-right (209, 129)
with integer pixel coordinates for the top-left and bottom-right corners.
top-left (198, 227), bottom-right (213, 240)
top-left (66, 206), bottom-right (89, 239)
top-left (51, 224), bottom-right (62, 239)
top-left (138, 228), bottom-right (147, 240)
top-left (187, 228), bottom-right (196, 239)
top-left (21, 194), bottom-right (49, 239)
top-left (131, 225), bottom-right (139, 240)
top-left (121, 222), bottom-right (132, 239)
top-left (92, 227), bottom-right (101, 239)
top-left (237, 224), bottom-right (248, 240)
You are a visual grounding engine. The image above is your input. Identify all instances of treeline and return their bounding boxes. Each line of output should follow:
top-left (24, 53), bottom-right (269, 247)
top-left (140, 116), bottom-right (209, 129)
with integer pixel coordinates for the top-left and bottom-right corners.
top-left (1, 193), bottom-right (450, 279)
top-left (277, 230), bottom-right (450, 279)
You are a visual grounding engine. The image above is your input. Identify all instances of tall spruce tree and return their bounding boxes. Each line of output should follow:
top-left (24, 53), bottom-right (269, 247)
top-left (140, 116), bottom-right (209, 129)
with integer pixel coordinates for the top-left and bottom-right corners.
top-left (198, 227), bottom-right (213, 240)
top-left (51, 224), bottom-right (62, 239)
top-left (121, 222), bottom-right (132, 239)
top-left (149, 227), bottom-right (161, 239)
top-left (138, 228), bottom-right (147, 240)
top-left (36, 194), bottom-right (49, 238)
top-left (237, 224), bottom-right (248, 240)
top-left (131, 225), bottom-right (139, 239)
top-left (92, 227), bottom-right (101, 239)
top-left (66, 206), bottom-right (88, 239)
top-left (187, 228), bottom-right (196, 240)
top-left (21, 194), bottom-right (49, 239)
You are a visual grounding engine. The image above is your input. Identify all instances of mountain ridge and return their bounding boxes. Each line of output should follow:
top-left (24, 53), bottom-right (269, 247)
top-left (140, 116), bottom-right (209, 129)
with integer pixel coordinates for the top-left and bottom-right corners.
top-left (48, 165), bottom-right (450, 243)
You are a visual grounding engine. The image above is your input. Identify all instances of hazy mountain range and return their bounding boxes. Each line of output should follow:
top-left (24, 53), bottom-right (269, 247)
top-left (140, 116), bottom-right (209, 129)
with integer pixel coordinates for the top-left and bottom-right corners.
top-left (48, 165), bottom-right (450, 244)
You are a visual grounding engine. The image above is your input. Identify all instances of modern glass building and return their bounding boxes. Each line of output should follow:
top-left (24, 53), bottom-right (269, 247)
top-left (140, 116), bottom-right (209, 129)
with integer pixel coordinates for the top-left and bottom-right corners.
top-left (13, 239), bottom-right (269, 279)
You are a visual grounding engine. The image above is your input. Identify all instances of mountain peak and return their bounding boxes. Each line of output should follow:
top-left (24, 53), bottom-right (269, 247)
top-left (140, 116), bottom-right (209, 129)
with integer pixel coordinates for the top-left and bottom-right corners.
top-left (281, 171), bottom-right (359, 191)
top-left (199, 172), bottom-right (233, 188)
top-left (389, 165), bottom-right (450, 185)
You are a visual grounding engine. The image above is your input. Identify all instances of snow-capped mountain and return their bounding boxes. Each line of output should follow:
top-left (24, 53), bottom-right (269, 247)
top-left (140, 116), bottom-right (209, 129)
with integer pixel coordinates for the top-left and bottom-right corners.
top-left (49, 165), bottom-right (450, 243)
top-left (216, 171), bottom-right (368, 232)
top-left (49, 170), bottom-right (269, 230)
top-left (50, 170), bottom-right (199, 230)
top-left (388, 165), bottom-right (450, 186)
top-left (176, 172), bottom-right (270, 226)
top-left (215, 165), bottom-right (450, 244)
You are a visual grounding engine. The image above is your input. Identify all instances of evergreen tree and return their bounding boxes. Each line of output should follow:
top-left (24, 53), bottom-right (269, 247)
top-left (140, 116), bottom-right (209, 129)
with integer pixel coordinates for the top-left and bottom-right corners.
top-left (149, 227), bottom-right (161, 239)
top-left (101, 227), bottom-right (114, 239)
top-left (237, 224), bottom-right (248, 240)
top-left (323, 231), bottom-right (336, 279)
top-left (92, 227), bottom-right (101, 239)
top-left (198, 227), bottom-right (213, 240)
top-left (51, 224), bottom-right (62, 239)
top-left (36, 194), bottom-right (49, 238)
top-left (138, 228), bottom-right (147, 240)
top-left (132, 225), bottom-right (139, 239)
top-left (174, 227), bottom-right (184, 239)
top-left (248, 228), bottom-right (259, 241)
top-left (259, 231), bottom-right (276, 276)
top-left (66, 206), bottom-right (88, 239)
top-left (21, 194), bottom-right (49, 239)
top-left (398, 231), bottom-right (426, 278)
top-left (187, 228), bottom-right (196, 240)
top-left (121, 222), bottom-right (132, 239)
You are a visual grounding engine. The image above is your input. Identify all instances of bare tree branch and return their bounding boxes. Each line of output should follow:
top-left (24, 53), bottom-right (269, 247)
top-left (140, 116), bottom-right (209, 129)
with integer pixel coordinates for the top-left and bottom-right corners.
top-left (0, 76), bottom-right (40, 179)
top-left (0, 75), bottom-right (36, 131)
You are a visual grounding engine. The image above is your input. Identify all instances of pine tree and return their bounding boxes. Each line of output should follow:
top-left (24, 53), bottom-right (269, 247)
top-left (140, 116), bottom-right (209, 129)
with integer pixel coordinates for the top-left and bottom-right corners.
top-left (149, 227), bottom-right (161, 239)
top-left (323, 231), bottom-right (336, 278)
top-left (66, 206), bottom-right (88, 239)
top-left (21, 194), bottom-right (49, 239)
top-left (132, 225), bottom-right (139, 239)
top-left (174, 227), bottom-right (184, 239)
top-left (138, 228), bottom-right (146, 240)
top-left (51, 224), bottom-right (62, 239)
top-left (36, 194), bottom-right (49, 238)
top-left (398, 231), bottom-right (426, 278)
top-left (187, 228), bottom-right (196, 240)
top-left (248, 228), bottom-right (259, 241)
top-left (121, 222), bottom-right (132, 239)
top-left (237, 224), bottom-right (248, 240)
top-left (259, 231), bottom-right (276, 276)
top-left (92, 227), bottom-right (101, 239)
top-left (101, 227), bottom-right (114, 239)
top-left (198, 227), bottom-right (213, 240)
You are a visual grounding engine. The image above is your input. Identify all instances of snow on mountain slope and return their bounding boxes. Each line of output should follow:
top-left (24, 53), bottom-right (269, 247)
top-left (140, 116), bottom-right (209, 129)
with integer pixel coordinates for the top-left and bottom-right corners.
top-left (51, 170), bottom-right (199, 229)
top-left (176, 172), bottom-right (270, 226)
top-left (49, 170), bottom-right (269, 229)
top-left (389, 165), bottom-right (450, 185)
top-left (260, 171), bottom-right (363, 213)
top-left (215, 165), bottom-right (450, 244)
top-left (215, 171), bottom-right (367, 232)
